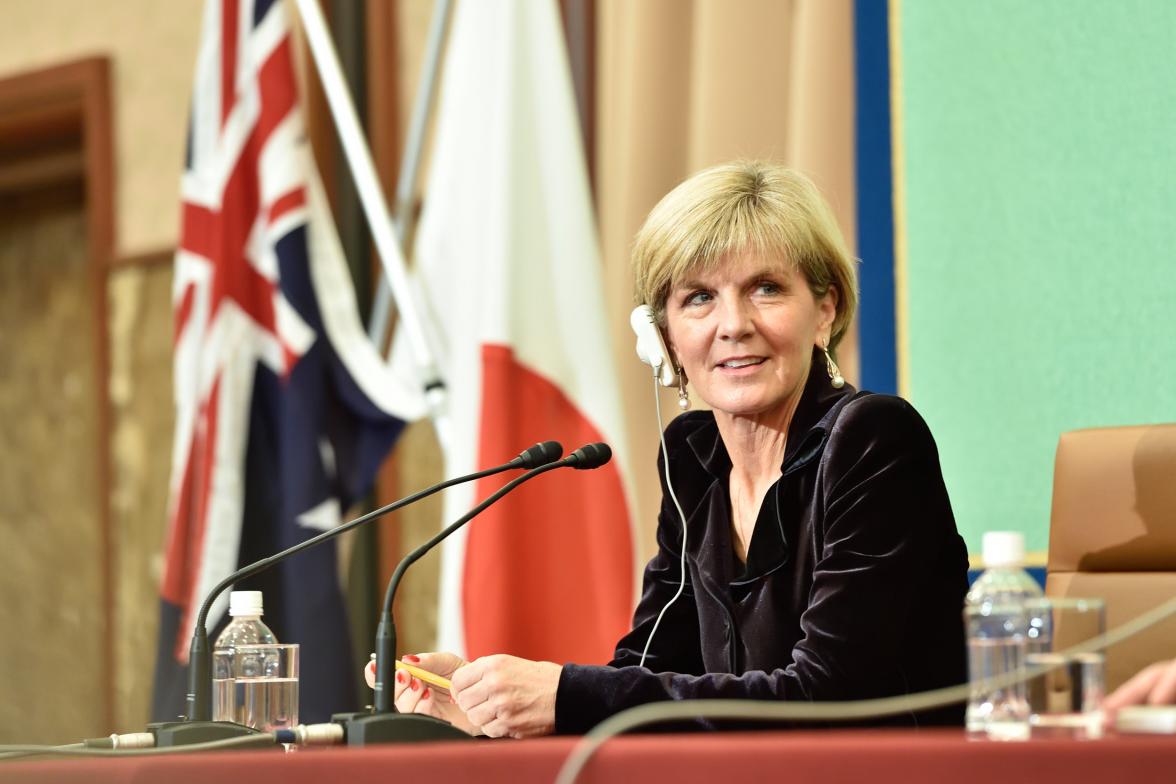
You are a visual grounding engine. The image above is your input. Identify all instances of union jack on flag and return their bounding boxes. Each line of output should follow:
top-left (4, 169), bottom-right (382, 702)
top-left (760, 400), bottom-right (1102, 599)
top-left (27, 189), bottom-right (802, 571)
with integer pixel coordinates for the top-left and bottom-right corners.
top-left (152, 0), bottom-right (424, 722)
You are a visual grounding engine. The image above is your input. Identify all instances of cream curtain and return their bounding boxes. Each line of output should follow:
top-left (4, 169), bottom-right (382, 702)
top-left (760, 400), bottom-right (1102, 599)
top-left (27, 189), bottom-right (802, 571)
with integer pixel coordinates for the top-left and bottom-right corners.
top-left (596, 0), bottom-right (860, 560)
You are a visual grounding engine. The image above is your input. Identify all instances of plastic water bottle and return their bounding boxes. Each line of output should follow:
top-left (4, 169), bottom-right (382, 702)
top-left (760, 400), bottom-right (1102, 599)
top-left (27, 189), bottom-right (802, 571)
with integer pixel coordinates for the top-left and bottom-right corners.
top-left (964, 532), bottom-right (1043, 739)
top-left (215, 590), bottom-right (278, 648)
top-left (213, 591), bottom-right (280, 727)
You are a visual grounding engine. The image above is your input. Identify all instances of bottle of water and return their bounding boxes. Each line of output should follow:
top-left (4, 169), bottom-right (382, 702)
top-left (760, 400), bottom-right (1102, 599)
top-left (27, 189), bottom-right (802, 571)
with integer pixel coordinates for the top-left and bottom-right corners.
top-left (964, 531), bottom-right (1043, 740)
top-left (215, 590), bottom-right (278, 648)
top-left (213, 591), bottom-right (279, 726)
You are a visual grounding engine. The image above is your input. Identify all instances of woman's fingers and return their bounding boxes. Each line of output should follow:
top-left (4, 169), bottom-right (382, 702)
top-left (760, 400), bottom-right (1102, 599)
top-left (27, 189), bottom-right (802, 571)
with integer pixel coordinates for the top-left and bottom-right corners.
top-left (391, 668), bottom-right (405, 701)
top-left (462, 697), bottom-right (498, 729)
top-left (362, 651), bottom-right (469, 727)
top-left (1106, 662), bottom-right (1166, 711)
top-left (449, 657), bottom-right (499, 726)
top-left (413, 651), bottom-right (467, 679)
top-left (366, 651), bottom-right (465, 697)
top-left (479, 718), bottom-right (511, 739)
top-left (449, 654), bottom-right (560, 738)
top-left (395, 672), bottom-right (428, 714)
top-left (1147, 659), bottom-right (1176, 705)
top-left (363, 650), bottom-right (555, 736)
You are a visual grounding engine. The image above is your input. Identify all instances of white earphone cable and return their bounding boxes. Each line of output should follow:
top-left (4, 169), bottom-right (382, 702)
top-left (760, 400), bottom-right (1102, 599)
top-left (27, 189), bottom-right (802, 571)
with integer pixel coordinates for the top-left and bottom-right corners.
top-left (638, 367), bottom-right (690, 669)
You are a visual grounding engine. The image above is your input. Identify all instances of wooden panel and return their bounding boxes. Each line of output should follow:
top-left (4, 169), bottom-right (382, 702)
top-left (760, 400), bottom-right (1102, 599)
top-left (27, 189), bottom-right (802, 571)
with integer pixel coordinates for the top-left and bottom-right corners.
top-left (106, 262), bottom-right (175, 732)
top-left (0, 57), bottom-right (115, 738)
top-left (0, 188), bottom-right (101, 744)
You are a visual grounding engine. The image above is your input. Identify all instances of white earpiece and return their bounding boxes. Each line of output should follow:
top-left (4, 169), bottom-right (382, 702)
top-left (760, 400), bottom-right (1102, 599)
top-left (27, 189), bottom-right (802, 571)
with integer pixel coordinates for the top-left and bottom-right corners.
top-left (630, 305), bottom-right (678, 387)
top-left (631, 304), bottom-right (691, 669)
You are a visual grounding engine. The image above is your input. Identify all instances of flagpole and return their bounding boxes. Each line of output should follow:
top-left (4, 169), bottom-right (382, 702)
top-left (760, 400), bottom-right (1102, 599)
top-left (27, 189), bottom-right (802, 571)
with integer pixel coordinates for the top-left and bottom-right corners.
top-left (292, 0), bottom-right (452, 450)
top-left (366, 0), bottom-right (454, 354)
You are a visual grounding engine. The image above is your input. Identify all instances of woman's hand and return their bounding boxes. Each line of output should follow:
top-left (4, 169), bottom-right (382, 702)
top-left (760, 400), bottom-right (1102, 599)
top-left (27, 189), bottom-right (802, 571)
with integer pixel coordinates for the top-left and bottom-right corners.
top-left (365, 651), bottom-right (481, 736)
top-left (1105, 658), bottom-right (1176, 715)
top-left (450, 654), bottom-right (562, 739)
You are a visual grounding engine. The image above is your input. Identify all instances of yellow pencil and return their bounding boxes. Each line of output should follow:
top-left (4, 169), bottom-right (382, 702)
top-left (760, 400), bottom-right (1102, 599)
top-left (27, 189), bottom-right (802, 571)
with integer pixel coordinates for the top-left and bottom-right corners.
top-left (395, 660), bottom-right (452, 691)
top-left (370, 653), bottom-right (453, 691)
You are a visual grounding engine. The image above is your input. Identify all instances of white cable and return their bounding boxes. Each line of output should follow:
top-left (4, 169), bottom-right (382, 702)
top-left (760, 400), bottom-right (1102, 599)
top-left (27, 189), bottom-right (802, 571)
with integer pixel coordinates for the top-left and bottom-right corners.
top-left (0, 742), bottom-right (84, 761)
top-left (289, 722), bottom-right (346, 746)
top-left (0, 732), bottom-right (279, 760)
top-left (0, 722), bottom-right (346, 762)
top-left (107, 732), bottom-right (155, 749)
top-left (555, 593), bottom-right (1176, 784)
top-left (638, 367), bottom-right (690, 669)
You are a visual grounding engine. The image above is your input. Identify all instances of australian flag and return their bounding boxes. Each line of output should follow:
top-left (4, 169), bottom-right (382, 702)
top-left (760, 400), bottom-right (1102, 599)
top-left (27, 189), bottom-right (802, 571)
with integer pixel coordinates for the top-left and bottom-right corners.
top-left (152, 0), bottom-right (425, 723)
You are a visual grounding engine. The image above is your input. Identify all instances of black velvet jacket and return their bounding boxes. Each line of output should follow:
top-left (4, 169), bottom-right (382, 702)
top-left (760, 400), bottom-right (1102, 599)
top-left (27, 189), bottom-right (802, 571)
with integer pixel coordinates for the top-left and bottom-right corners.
top-left (555, 354), bottom-right (969, 733)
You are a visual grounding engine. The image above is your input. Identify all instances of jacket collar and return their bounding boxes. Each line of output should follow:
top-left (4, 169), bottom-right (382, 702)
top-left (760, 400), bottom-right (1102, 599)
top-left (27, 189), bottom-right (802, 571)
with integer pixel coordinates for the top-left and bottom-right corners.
top-left (684, 347), bottom-right (857, 480)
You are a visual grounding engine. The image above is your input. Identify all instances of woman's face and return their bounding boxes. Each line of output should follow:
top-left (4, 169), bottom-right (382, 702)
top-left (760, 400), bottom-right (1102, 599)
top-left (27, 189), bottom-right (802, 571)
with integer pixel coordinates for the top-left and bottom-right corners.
top-left (664, 252), bottom-right (836, 420)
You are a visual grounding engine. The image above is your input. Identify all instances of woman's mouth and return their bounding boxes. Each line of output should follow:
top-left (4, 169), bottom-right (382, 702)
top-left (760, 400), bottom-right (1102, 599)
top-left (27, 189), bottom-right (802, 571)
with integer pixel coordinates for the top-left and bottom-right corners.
top-left (717, 357), bottom-right (766, 370)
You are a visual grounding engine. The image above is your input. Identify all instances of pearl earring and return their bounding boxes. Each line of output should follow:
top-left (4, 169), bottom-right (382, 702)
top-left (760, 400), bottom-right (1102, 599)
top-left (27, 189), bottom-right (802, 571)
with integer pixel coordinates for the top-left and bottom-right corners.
top-left (677, 370), bottom-right (690, 411)
top-left (822, 341), bottom-right (845, 389)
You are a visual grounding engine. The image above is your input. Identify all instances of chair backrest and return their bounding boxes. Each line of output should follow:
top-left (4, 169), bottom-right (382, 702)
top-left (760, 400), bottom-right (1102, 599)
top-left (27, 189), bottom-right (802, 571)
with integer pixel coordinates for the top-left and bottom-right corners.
top-left (1045, 424), bottom-right (1176, 690)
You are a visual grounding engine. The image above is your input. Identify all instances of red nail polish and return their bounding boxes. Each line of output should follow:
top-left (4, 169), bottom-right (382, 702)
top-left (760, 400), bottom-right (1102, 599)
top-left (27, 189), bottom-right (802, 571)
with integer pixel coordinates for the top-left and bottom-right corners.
top-left (396, 671), bottom-right (404, 684)
top-left (422, 687), bottom-right (431, 700)
top-left (404, 654), bottom-right (420, 663)
top-left (410, 679), bottom-right (419, 691)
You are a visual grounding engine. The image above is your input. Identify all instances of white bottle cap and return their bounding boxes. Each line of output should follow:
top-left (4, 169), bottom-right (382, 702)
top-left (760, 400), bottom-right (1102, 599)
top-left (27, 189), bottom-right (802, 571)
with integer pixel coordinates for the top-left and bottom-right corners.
top-left (981, 531), bottom-right (1025, 568)
top-left (228, 590), bottom-right (264, 617)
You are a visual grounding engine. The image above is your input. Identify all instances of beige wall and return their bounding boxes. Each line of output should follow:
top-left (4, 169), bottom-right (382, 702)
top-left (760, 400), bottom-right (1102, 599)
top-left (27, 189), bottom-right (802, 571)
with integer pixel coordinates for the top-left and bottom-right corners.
top-left (0, 0), bottom-right (203, 740)
top-left (0, 199), bottom-right (106, 743)
top-left (0, 0), bottom-right (204, 257)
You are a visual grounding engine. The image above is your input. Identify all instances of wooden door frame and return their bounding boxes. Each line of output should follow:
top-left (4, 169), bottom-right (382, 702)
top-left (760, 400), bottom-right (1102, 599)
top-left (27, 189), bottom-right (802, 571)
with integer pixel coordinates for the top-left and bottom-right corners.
top-left (0, 57), bottom-right (115, 732)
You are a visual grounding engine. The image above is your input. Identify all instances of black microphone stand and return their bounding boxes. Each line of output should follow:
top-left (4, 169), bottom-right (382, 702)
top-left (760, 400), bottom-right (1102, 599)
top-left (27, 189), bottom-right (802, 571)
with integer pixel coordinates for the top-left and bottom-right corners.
top-left (345, 443), bottom-right (612, 745)
top-left (150, 443), bottom-right (561, 748)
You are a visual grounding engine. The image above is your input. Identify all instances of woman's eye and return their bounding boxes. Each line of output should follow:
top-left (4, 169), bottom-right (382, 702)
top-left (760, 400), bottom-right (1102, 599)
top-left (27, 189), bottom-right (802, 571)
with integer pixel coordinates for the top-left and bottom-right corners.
top-left (756, 281), bottom-right (783, 296)
top-left (684, 290), bottom-right (712, 306)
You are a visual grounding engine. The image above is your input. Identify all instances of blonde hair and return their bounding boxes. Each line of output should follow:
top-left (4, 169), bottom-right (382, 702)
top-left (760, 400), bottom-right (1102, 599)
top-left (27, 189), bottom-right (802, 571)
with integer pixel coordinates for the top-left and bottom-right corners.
top-left (631, 161), bottom-right (858, 349)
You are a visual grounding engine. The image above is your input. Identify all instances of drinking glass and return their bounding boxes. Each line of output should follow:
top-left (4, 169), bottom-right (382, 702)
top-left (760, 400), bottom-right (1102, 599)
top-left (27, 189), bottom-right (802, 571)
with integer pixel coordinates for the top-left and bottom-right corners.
top-left (1023, 598), bottom-right (1105, 739)
top-left (212, 643), bottom-right (300, 731)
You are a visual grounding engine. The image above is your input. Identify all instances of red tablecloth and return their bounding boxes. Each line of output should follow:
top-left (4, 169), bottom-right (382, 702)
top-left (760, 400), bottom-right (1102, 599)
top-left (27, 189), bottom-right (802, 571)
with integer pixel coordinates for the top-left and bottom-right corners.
top-left (4, 729), bottom-right (1175, 783)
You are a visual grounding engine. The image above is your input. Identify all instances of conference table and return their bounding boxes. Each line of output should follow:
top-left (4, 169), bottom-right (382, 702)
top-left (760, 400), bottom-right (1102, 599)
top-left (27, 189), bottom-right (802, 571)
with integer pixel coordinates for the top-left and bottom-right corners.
top-left (4, 729), bottom-right (1176, 783)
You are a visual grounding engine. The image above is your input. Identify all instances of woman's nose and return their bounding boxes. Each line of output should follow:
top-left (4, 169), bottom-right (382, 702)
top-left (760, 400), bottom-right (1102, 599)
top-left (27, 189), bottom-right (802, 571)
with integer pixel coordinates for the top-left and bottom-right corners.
top-left (716, 296), bottom-right (754, 341)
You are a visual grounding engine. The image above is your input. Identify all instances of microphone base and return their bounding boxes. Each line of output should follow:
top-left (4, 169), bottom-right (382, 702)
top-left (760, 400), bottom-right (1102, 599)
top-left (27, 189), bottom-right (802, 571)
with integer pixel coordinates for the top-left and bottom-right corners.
top-left (331, 710), bottom-right (371, 723)
top-left (149, 720), bottom-right (264, 748)
top-left (344, 712), bottom-right (472, 745)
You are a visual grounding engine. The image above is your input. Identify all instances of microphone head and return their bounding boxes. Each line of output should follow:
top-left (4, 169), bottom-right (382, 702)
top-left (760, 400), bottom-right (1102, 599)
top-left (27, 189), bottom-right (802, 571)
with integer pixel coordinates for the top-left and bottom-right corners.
top-left (568, 442), bottom-right (612, 469)
top-left (516, 440), bottom-right (564, 468)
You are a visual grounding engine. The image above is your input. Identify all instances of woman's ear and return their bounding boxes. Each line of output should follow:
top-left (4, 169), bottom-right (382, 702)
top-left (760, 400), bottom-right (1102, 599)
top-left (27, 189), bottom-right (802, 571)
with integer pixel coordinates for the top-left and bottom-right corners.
top-left (662, 328), bottom-right (682, 372)
top-left (657, 313), bottom-right (682, 371)
top-left (818, 285), bottom-right (839, 345)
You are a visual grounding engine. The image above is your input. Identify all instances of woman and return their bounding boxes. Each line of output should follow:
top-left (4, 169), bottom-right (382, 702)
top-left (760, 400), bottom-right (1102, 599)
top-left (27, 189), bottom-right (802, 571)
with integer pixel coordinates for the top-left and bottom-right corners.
top-left (369, 161), bottom-right (970, 737)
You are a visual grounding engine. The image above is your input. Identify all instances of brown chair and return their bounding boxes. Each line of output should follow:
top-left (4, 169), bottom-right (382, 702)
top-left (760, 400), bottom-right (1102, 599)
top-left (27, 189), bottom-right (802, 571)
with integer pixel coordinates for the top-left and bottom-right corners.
top-left (1045, 424), bottom-right (1176, 691)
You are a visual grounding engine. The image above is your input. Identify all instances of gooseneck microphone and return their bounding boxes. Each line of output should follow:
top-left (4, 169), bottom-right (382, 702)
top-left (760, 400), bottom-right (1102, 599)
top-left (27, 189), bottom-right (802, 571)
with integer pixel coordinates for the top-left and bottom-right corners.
top-left (152, 441), bottom-right (563, 748)
top-left (346, 442), bottom-right (613, 745)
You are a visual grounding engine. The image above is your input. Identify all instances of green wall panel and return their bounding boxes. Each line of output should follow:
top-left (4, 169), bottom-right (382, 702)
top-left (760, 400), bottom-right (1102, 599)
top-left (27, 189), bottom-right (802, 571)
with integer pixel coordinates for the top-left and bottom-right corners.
top-left (898, 0), bottom-right (1176, 556)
